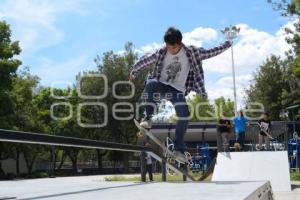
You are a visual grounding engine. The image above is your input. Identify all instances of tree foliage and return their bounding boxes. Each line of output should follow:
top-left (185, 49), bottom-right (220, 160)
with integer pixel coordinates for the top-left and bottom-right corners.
top-left (246, 1), bottom-right (300, 120)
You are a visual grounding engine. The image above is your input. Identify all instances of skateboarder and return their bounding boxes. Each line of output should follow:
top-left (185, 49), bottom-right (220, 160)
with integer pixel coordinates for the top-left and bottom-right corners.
top-left (130, 27), bottom-right (232, 162)
top-left (258, 112), bottom-right (271, 150)
top-left (233, 111), bottom-right (249, 151)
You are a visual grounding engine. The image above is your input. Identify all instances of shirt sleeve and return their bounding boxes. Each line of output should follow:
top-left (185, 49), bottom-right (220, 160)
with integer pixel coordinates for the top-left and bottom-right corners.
top-left (198, 41), bottom-right (232, 60)
top-left (130, 51), bottom-right (159, 77)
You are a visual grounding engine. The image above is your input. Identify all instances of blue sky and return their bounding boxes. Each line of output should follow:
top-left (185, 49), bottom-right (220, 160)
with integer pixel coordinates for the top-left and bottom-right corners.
top-left (0, 0), bottom-right (294, 106)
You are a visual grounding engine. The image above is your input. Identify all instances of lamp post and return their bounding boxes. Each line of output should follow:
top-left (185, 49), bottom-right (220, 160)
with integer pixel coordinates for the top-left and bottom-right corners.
top-left (221, 25), bottom-right (240, 116)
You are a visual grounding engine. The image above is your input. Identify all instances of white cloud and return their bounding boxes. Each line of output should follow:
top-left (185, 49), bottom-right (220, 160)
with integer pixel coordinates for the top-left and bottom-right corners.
top-left (0, 0), bottom-right (84, 54)
top-left (182, 27), bottom-right (218, 46)
top-left (203, 21), bottom-right (296, 107)
top-left (134, 42), bottom-right (163, 55)
top-left (30, 55), bottom-right (92, 86)
top-left (215, 75), bottom-right (252, 88)
top-left (135, 26), bottom-right (218, 55)
top-left (139, 42), bottom-right (163, 54)
top-left (203, 22), bottom-right (293, 75)
top-left (206, 75), bottom-right (252, 108)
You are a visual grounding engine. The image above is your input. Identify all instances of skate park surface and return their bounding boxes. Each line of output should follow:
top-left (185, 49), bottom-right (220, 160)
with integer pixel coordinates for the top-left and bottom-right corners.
top-left (0, 175), bottom-right (299, 200)
top-left (1, 151), bottom-right (299, 200)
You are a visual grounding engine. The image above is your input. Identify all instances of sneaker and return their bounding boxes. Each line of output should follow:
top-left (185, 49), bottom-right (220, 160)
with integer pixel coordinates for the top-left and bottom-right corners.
top-left (173, 150), bottom-right (188, 163)
top-left (140, 118), bottom-right (152, 129)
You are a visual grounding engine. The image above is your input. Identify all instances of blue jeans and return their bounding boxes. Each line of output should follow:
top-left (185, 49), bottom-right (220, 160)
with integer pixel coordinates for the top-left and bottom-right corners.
top-left (143, 79), bottom-right (189, 152)
top-left (236, 132), bottom-right (245, 149)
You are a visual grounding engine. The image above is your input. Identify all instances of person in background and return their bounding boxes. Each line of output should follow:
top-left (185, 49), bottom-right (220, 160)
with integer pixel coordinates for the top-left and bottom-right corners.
top-left (258, 112), bottom-right (272, 150)
top-left (218, 112), bottom-right (232, 152)
top-left (233, 111), bottom-right (249, 151)
top-left (144, 141), bottom-right (153, 181)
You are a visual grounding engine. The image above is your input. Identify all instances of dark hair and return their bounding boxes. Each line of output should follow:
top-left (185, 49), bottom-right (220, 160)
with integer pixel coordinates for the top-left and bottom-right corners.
top-left (164, 27), bottom-right (182, 45)
top-left (264, 112), bottom-right (269, 116)
top-left (239, 110), bottom-right (244, 117)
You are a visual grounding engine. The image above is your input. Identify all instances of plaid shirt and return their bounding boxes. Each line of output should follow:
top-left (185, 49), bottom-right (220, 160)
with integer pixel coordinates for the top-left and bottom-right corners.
top-left (131, 41), bottom-right (232, 99)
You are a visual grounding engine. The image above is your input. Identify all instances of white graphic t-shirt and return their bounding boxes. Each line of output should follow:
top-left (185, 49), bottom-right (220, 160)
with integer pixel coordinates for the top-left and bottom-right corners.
top-left (260, 122), bottom-right (269, 132)
top-left (160, 48), bottom-right (190, 92)
top-left (259, 119), bottom-right (271, 133)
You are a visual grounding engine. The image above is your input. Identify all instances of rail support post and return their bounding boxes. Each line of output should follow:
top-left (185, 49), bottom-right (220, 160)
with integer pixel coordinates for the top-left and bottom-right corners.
top-left (140, 151), bottom-right (147, 182)
top-left (162, 159), bottom-right (166, 182)
top-left (49, 146), bottom-right (56, 178)
top-left (183, 163), bottom-right (187, 181)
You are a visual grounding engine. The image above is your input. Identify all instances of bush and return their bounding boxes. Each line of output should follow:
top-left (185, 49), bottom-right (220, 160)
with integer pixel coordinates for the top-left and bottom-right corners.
top-left (291, 171), bottom-right (300, 181)
top-left (26, 171), bottom-right (49, 179)
top-left (6, 173), bottom-right (16, 180)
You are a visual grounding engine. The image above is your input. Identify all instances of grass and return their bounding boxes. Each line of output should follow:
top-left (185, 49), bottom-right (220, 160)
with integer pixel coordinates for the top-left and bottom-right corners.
top-left (290, 171), bottom-right (300, 181)
top-left (104, 172), bottom-right (212, 182)
top-left (105, 171), bottom-right (300, 182)
top-left (105, 175), bottom-right (141, 182)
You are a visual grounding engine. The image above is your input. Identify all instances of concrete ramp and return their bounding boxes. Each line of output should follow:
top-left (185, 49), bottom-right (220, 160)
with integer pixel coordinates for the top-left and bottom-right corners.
top-left (0, 176), bottom-right (273, 200)
top-left (212, 151), bottom-right (291, 192)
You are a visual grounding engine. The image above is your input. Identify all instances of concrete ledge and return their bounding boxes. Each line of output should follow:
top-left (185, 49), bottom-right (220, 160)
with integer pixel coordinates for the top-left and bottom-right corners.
top-left (0, 176), bottom-right (273, 200)
top-left (212, 151), bottom-right (291, 192)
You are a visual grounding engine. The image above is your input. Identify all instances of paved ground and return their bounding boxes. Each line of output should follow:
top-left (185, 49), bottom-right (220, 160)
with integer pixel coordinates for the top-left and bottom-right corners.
top-left (0, 175), bottom-right (299, 200)
top-left (0, 175), bottom-right (269, 200)
top-left (274, 181), bottom-right (300, 200)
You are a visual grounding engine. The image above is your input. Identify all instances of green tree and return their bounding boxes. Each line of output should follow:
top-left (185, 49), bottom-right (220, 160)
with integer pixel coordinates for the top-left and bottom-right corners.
top-left (245, 55), bottom-right (292, 120)
top-left (214, 97), bottom-right (235, 119)
top-left (53, 88), bottom-right (84, 173)
top-left (32, 87), bottom-right (64, 172)
top-left (267, 0), bottom-right (300, 119)
top-left (0, 21), bottom-right (22, 128)
top-left (186, 94), bottom-right (215, 122)
top-left (268, 0), bottom-right (300, 80)
top-left (268, 0), bottom-right (300, 15)
top-left (0, 21), bottom-right (22, 175)
top-left (11, 68), bottom-right (43, 174)
top-left (91, 42), bottom-right (151, 172)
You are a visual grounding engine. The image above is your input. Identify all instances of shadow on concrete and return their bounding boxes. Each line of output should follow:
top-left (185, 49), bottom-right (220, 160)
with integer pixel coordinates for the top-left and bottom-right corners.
top-left (291, 183), bottom-right (300, 190)
top-left (20, 182), bottom-right (150, 200)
